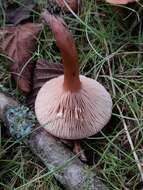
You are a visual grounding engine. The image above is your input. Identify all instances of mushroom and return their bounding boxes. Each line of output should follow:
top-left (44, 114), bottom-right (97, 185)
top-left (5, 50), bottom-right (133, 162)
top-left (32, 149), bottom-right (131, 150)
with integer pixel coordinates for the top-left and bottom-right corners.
top-left (35, 11), bottom-right (112, 141)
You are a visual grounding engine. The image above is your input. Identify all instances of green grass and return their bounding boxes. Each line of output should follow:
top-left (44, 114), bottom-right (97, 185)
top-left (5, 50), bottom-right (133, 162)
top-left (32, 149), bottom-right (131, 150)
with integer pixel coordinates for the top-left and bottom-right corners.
top-left (0, 0), bottom-right (143, 189)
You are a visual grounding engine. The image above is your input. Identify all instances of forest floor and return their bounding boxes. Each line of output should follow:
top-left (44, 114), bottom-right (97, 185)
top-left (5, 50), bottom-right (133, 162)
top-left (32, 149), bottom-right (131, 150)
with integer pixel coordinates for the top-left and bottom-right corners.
top-left (0, 0), bottom-right (143, 189)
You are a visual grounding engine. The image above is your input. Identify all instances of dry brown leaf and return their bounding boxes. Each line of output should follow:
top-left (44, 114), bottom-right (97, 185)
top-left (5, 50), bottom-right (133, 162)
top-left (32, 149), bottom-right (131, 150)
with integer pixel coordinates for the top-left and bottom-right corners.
top-left (55, 0), bottom-right (79, 13)
top-left (0, 23), bottom-right (42, 93)
top-left (5, 0), bottom-right (36, 25)
top-left (105, 0), bottom-right (136, 4)
top-left (26, 59), bottom-right (64, 109)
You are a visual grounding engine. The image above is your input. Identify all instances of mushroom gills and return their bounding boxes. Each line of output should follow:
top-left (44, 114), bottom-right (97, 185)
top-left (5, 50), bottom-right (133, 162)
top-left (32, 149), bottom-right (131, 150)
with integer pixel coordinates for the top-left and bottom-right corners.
top-left (35, 75), bottom-right (112, 140)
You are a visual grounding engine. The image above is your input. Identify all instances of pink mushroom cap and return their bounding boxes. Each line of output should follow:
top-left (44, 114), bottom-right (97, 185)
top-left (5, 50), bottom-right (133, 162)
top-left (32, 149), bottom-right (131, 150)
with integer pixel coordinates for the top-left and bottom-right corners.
top-left (35, 75), bottom-right (112, 139)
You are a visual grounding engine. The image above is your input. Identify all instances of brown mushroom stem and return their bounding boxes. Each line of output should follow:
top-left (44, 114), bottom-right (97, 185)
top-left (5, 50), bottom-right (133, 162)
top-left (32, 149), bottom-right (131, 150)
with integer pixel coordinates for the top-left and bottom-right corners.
top-left (73, 141), bottom-right (87, 162)
top-left (42, 11), bottom-right (81, 92)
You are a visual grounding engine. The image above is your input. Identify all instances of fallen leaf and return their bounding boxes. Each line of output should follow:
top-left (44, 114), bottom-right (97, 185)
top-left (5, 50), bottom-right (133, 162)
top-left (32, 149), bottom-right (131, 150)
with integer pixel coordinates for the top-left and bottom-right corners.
top-left (0, 23), bottom-right (42, 93)
top-left (105, 0), bottom-right (137, 4)
top-left (5, 0), bottom-right (36, 25)
top-left (26, 59), bottom-right (64, 109)
top-left (55, 0), bottom-right (79, 13)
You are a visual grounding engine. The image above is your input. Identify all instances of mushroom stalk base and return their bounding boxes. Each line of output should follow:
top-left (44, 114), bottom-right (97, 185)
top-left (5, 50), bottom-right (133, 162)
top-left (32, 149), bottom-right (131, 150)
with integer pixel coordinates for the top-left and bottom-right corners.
top-left (0, 92), bottom-right (108, 190)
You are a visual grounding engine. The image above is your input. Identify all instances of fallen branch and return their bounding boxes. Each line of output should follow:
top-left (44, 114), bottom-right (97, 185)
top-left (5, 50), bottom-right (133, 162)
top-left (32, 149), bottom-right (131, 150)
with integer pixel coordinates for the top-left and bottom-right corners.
top-left (0, 92), bottom-right (108, 190)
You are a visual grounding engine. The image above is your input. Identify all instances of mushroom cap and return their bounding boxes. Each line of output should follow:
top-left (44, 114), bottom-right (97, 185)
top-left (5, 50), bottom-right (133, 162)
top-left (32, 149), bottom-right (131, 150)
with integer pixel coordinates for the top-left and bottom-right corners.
top-left (35, 75), bottom-right (112, 139)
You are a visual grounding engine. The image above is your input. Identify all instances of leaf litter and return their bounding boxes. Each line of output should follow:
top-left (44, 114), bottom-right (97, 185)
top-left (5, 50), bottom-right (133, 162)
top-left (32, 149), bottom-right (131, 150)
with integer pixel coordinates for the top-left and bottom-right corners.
top-left (26, 59), bottom-right (64, 110)
top-left (0, 23), bottom-right (42, 93)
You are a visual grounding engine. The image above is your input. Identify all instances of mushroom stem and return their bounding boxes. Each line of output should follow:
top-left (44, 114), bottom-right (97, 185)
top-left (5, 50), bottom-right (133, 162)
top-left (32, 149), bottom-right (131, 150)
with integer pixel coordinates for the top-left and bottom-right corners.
top-left (42, 11), bottom-right (81, 92)
top-left (73, 141), bottom-right (87, 162)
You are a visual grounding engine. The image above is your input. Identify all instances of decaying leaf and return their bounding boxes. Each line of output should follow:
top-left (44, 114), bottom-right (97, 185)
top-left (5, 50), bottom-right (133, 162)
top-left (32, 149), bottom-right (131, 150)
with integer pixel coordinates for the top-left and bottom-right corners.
top-left (105, 0), bottom-right (136, 4)
top-left (0, 23), bottom-right (42, 93)
top-left (26, 59), bottom-right (64, 109)
top-left (55, 0), bottom-right (80, 13)
top-left (5, 0), bottom-right (36, 25)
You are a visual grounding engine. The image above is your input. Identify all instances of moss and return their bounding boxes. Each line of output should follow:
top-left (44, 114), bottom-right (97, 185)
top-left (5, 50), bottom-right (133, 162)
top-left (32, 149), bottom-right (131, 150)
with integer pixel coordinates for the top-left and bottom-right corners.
top-left (5, 105), bottom-right (36, 139)
top-left (0, 85), bottom-right (11, 94)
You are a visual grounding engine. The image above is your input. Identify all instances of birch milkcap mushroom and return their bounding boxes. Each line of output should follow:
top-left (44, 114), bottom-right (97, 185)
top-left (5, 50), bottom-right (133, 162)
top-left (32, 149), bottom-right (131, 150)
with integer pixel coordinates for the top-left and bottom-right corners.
top-left (35, 11), bottom-right (112, 140)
